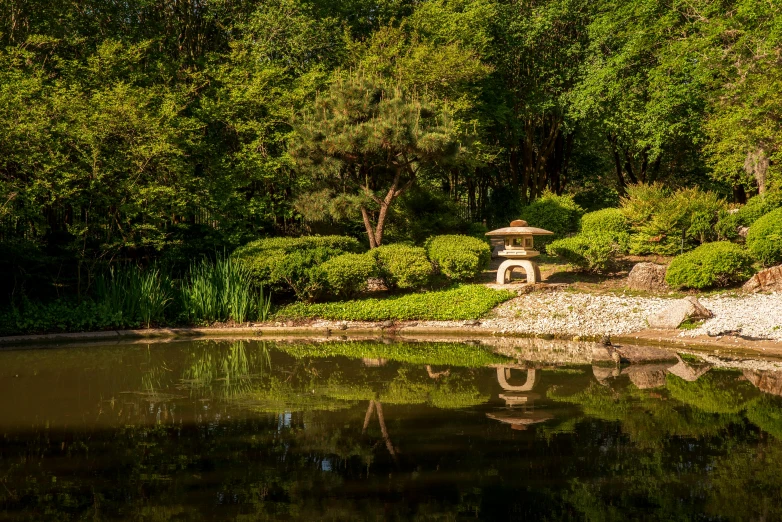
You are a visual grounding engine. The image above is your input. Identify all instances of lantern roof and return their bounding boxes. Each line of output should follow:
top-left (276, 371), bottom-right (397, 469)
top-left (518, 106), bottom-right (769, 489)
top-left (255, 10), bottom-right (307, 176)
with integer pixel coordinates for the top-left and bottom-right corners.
top-left (485, 220), bottom-right (554, 237)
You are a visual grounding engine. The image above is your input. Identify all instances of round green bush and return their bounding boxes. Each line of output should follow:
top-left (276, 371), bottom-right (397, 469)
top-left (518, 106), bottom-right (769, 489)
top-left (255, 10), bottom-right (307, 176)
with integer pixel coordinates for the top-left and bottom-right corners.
top-left (746, 207), bottom-right (782, 266)
top-left (519, 191), bottom-right (583, 252)
top-left (372, 244), bottom-right (433, 290)
top-left (665, 241), bottom-right (755, 289)
top-left (716, 192), bottom-right (782, 240)
top-left (547, 233), bottom-right (619, 273)
top-left (580, 208), bottom-right (630, 253)
top-left (232, 235), bottom-right (362, 297)
top-left (425, 235), bottom-right (491, 282)
top-left (319, 253), bottom-right (377, 299)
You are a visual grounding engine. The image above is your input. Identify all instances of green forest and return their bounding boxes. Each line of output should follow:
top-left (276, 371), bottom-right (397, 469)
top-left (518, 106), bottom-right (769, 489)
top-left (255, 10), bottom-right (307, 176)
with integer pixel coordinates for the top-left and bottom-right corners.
top-left (1, 0), bottom-right (781, 332)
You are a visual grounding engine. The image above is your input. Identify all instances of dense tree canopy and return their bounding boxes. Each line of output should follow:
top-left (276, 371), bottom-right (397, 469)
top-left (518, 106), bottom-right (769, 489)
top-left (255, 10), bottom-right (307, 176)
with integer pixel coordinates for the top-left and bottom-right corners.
top-left (0, 0), bottom-right (780, 296)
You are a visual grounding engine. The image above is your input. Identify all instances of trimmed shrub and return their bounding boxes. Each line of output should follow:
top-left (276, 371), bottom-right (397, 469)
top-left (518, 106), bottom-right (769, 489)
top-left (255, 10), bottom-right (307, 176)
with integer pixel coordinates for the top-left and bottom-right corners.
top-left (519, 191), bottom-right (583, 252)
top-left (426, 235), bottom-right (491, 282)
top-left (233, 235), bottom-right (362, 298)
top-left (665, 241), bottom-right (755, 289)
top-left (621, 184), bottom-right (727, 255)
top-left (372, 244), bottom-right (433, 290)
top-left (746, 207), bottom-right (782, 266)
top-left (580, 208), bottom-right (631, 252)
top-left (547, 233), bottom-right (620, 273)
top-left (716, 192), bottom-right (782, 240)
top-left (319, 252), bottom-right (377, 299)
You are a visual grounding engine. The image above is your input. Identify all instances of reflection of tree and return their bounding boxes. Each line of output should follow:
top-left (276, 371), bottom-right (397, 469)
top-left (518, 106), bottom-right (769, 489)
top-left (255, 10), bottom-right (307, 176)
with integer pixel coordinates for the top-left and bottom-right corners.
top-left (549, 382), bottom-right (738, 448)
top-left (707, 438), bottom-right (782, 521)
top-left (666, 371), bottom-right (760, 414)
top-left (747, 395), bottom-right (782, 439)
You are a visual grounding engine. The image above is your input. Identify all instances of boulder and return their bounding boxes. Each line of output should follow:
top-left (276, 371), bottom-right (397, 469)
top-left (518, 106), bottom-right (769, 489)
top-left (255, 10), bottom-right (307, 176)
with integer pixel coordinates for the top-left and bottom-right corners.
top-left (743, 370), bottom-right (782, 396)
top-left (623, 364), bottom-right (675, 389)
top-left (627, 262), bottom-right (669, 293)
top-left (667, 355), bottom-right (712, 382)
top-left (647, 296), bottom-right (713, 329)
top-left (742, 264), bottom-right (782, 293)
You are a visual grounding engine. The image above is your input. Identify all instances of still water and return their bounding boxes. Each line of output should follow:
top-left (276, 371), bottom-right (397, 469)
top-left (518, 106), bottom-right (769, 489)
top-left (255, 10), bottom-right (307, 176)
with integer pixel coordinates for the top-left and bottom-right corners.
top-left (1, 338), bottom-right (782, 520)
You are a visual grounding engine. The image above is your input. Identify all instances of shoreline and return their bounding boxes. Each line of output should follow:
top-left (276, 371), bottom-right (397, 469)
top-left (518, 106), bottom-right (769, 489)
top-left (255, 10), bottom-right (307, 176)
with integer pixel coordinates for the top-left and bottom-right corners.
top-left (2, 321), bottom-right (781, 359)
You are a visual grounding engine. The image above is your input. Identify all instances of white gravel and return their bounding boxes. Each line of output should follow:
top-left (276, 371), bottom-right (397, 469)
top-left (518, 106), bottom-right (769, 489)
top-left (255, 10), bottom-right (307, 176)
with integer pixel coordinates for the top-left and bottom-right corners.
top-left (478, 292), bottom-right (671, 337)
top-left (464, 291), bottom-right (782, 341)
top-left (681, 293), bottom-right (782, 340)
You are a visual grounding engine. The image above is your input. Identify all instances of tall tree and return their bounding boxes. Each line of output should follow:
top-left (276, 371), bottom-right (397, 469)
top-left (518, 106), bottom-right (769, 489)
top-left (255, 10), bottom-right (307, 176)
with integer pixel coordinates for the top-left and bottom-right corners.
top-left (290, 73), bottom-right (458, 248)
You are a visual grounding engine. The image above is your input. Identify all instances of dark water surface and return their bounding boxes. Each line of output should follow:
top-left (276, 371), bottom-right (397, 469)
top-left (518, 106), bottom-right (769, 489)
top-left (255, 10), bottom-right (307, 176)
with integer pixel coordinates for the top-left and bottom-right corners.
top-left (1, 339), bottom-right (782, 521)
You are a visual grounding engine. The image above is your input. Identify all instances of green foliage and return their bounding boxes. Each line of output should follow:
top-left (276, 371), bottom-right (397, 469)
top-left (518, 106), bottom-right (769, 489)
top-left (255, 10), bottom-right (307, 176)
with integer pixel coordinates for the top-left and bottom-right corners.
top-left (519, 191), bottom-right (584, 251)
top-left (746, 395), bottom-right (782, 439)
top-left (275, 284), bottom-right (515, 321)
top-left (385, 187), bottom-right (474, 245)
top-left (665, 241), bottom-right (756, 289)
top-left (276, 340), bottom-right (510, 367)
top-left (180, 256), bottom-right (267, 324)
top-left (548, 233), bottom-right (620, 273)
top-left (425, 235), bottom-right (491, 282)
top-left (579, 208), bottom-right (630, 252)
top-left (233, 235), bottom-right (362, 299)
top-left (666, 372), bottom-right (760, 414)
top-left (716, 192), bottom-right (782, 240)
top-left (372, 244), bottom-right (433, 290)
top-left (319, 253), bottom-right (377, 299)
top-left (746, 207), bottom-right (782, 266)
top-left (290, 71), bottom-right (458, 248)
top-left (621, 184), bottom-right (728, 255)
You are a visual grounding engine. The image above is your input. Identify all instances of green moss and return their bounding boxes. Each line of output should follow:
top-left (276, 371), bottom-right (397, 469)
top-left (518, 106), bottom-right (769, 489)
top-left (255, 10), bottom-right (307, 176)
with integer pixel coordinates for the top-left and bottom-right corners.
top-left (275, 284), bottom-right (515, 321)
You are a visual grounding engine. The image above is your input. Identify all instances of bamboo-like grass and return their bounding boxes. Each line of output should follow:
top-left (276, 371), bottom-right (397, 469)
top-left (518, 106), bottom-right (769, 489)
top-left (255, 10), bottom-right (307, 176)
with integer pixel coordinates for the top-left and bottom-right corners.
top-left (179, 256), bottom-right (271, 324)
top-left (93, 257), bottom-right (271, 328)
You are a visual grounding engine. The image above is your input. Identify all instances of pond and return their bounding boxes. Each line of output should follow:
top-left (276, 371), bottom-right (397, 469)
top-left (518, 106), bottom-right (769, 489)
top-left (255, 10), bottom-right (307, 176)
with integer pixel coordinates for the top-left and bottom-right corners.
top-left (1, 338), bottom-right (782, 520)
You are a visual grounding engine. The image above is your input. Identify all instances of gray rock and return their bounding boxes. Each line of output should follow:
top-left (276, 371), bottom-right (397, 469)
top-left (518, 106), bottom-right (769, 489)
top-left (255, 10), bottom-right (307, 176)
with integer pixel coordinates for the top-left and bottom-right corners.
top-left (381, 320), bottom-right (395, 328)
top-left (627, 262), bottom-right (669, 293)
top-left (463, 319), bottom-right (481, 326)
top-left (743, 264), bottom-right (782, 293)
top-left (647, 296), bottom-right (713, 329)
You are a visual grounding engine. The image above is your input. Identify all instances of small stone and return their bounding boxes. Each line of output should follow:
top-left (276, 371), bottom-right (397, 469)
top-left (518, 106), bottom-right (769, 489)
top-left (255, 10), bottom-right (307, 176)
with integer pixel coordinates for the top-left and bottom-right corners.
top-left (463, 320), bottom-right (481, 326)
top-left (381, 320), bottom-right (395, 328)
top-left (337, 323), bottom-right (348, 330)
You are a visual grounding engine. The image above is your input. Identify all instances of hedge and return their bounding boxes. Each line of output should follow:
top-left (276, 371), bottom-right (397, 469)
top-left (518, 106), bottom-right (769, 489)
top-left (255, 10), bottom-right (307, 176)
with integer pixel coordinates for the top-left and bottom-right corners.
top-left (665, 241), bottom-right (755, 289)
top-left (426, 235), bottom-right (491, 282)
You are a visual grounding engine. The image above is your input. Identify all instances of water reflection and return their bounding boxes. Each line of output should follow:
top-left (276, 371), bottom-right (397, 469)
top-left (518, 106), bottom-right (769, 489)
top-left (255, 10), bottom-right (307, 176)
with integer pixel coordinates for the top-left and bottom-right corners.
top-left (1, 339), bottom-right (782, 520)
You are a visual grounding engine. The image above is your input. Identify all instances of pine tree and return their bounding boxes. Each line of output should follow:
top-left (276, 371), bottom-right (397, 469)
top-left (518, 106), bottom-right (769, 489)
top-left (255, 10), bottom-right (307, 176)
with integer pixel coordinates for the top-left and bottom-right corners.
top-left (291, 72), bottom-right (458, 248)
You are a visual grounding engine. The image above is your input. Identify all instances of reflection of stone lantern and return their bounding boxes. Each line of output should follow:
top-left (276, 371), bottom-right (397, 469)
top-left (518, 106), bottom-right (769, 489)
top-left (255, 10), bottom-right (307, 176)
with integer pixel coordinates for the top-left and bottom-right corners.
top-left (486, 220), bottom-right (553, 284)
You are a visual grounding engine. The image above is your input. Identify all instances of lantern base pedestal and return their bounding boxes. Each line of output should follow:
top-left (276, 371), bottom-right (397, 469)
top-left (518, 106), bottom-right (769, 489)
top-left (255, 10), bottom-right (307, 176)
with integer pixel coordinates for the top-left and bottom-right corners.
top-left (496, 259), bottom-right (542, 285)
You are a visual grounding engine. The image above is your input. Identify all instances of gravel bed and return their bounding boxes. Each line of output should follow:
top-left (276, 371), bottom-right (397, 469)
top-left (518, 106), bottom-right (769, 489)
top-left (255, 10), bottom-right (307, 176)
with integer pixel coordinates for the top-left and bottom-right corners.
top-left (681, 293), bottom-right (782, 340)
top-left (307, 290), bottom-right (782, 342)
top-left (475, 292), bottom-right (671, 337)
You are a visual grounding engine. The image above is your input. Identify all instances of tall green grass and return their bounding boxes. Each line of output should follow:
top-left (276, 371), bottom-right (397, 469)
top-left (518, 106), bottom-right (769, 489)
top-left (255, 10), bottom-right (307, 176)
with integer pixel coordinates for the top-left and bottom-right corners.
top-left (180, 256), bottom-right (271, 324)
top-left (94, 265), bottom-right (172, 328)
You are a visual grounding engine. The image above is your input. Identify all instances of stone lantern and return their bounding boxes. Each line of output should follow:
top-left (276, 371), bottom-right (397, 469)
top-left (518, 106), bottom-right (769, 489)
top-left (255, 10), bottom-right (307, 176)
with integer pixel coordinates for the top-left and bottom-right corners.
top-left (486, 220), bottom-right (554, 284)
